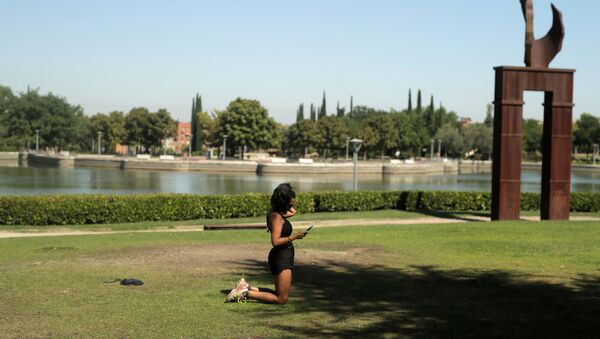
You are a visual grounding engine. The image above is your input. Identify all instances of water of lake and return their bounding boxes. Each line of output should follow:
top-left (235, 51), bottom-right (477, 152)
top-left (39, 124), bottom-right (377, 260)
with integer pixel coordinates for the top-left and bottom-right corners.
top-left (0, 165), bottom-right (599, 195)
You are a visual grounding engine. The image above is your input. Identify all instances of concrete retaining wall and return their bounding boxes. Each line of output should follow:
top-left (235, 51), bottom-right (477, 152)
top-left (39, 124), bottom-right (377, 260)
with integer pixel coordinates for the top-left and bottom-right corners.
top-left (21, 153), bottom-right (600, 175)
top-left (383, 161), bottom-right (459, 175)
top-left (28, 153), bottom-right (75, 168)
top-left (0, 152), bottom-right (21, 167)
top-left (258, 162), bottom-right (382, 175)
top-left (459, 160), bottom-right (492, 173)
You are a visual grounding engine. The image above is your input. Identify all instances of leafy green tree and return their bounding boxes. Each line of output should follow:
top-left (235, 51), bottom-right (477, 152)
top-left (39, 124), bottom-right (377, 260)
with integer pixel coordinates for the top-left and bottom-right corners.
top-left (125, 107), bottom-right (152, 153)
top-left (310, 103), bottom-right (316, 122)
top-left (0, 85), bottom-right (16, 147)
top-left (407, 109), bottom-right (431, 156)
top-left (350, 96), bottom-right (354, 114)
top-left (522, 119), bottom-right (543, 155)
top-left (408, 89), bottom-right (412, 112)
top-left (345, 105), bottom-right (386, 121)
top-left (216, 98), bottom-right (279, 158)
top-left (391, 112), bottom-right (419, 157)
top-left (463, 123), bottom-right (493, 160)
top-left (574, 113), bottom-right (600, 154)
top-left (357, 125), bottom-right (377, 160)
top-left (124, 108), bottom-right (176, 153)
top-left (1, 87), bottom-right (86, 151)
top-left (435, 103), bottom-right (447, 132)
top-left (364, 114), bottom-right (398, 159)
top-left (317, 116), bottom-right (349, 158)
top-left (416, 89), bottom-right (422, 112)
top-left (197, 111), bottom-right (219, 148)
top-left (435, 123), bottom-right (466, 158)
top-left (89, 111), bottom-right (127, 153)
top-left (284, 119), bottom-right (321, 156)
top-left (484, 103), bottom-right (494, 127)
top-left (154, 109), bottom-right (177, 149)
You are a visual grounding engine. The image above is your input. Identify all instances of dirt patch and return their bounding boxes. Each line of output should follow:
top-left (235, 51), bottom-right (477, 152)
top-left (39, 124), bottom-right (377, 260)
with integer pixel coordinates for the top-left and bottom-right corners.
top-left (62, 242), bottom-right (384, 280)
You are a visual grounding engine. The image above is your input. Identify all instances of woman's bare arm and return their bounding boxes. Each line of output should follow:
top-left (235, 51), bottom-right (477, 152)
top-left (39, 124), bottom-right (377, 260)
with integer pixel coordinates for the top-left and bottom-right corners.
top-left (281, 207), bottom-right (296, 218)
top-left (269, 212), bottom-right (305, 247)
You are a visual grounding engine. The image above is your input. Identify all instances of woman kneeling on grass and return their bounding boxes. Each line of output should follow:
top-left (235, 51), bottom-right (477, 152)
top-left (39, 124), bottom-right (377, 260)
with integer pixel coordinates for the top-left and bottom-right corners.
top-left (225, 183), bottom-right (307, 304)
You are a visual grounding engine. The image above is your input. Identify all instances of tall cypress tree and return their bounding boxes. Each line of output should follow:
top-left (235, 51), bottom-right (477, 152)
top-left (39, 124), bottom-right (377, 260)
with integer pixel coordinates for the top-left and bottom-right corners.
top-left (350, 96), bottom-right (354, 114)
top-left (310, 103), bottom-right (316, 121)
top-left (296, 103), bottom-right (305, 122)
top-left (190, 95), bottom-right (197, 152)
top-left (416, 90), bottom-right (422, 112)
top-left (408, 89), bottom-right (413, 112)
top-left (436, 102), bottom-right (445, 130)
top-left (191, 93), bottom-right (203, 152)
top-left (427, 95), bottom-right (436, 135)
top-left (319, 91), bottom-right (327, 118)
top-left (336, 101), bottom-right (345, 117)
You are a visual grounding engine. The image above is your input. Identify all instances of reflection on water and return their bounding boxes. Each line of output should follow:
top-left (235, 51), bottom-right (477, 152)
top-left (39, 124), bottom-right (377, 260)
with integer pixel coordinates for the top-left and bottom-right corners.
top-left (0, 165), bottom-right (599, 195)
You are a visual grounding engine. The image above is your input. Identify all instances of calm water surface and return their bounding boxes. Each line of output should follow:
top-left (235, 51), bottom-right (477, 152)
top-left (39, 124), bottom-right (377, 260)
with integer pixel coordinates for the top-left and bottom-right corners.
top-left (1, 165), bottom-right (599, 195)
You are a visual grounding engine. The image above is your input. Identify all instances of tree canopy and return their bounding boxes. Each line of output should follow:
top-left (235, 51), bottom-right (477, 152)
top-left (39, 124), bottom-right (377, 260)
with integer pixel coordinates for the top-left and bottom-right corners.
top-left (216, 98), bottom-right (280, 157)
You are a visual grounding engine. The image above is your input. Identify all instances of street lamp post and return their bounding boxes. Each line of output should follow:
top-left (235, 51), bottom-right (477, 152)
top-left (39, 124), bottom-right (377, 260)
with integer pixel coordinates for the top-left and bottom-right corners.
top-left (430, 139), bottom-right (435, 160)
top-left (97, 131), bottom-right (102, 155)
top-left (437, 139), bottom-right (442, 158)
top-left (346, 137), bottom-right (350, 160)
top-left (594, 144), bottom-right (599, 166)
top-left (222, 135), bottom-right (228, 160)
top-left (35, 129), bottom-right (40, 153)
top-left (349, 138), bottom-right (363, 191)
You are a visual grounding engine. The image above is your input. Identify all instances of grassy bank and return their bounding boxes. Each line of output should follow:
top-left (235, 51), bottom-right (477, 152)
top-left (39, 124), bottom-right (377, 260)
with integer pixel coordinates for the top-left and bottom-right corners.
top-left (2, 220), bottom-right (600, 337)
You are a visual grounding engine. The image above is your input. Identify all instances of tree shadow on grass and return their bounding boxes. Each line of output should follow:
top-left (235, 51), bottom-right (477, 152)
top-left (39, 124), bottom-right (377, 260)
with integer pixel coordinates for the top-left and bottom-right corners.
top-left (237, 259), bottom-right (600, 338)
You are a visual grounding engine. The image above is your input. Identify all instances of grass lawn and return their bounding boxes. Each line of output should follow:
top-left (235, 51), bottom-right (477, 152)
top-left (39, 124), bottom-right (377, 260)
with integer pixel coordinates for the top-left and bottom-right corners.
top-left (2, 220), bottom-right (600, 337)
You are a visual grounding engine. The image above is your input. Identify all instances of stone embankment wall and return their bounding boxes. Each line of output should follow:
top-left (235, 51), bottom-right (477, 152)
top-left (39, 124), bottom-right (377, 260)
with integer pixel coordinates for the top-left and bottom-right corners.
top-left (9, 153), bottom-right (600, 175)
top-left (24, 153), bottom-right (558, 175)
top-left (0, 152), bottom-right (22, 167)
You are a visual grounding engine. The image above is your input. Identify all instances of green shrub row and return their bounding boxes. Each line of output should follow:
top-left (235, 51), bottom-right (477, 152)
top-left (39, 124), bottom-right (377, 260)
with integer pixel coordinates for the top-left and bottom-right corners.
top-left (0, 191), bottom-right (598, 226)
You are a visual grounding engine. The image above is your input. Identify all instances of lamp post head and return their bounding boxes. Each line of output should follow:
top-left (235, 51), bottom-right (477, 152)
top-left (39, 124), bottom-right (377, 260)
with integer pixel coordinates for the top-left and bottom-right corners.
top-left (350, 138), bottom-right (363, 153)
top-left (223, 134), bottom-right (228, 139)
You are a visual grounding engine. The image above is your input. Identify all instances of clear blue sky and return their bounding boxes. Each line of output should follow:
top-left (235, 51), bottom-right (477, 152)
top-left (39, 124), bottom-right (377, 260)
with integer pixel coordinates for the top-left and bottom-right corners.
top-left (1, 0), bottom-right (599, 124)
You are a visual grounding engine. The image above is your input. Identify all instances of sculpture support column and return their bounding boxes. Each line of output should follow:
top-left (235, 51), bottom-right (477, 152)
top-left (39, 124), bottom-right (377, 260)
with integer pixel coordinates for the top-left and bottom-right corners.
top-left (492, 66), bottom-right (574, 221)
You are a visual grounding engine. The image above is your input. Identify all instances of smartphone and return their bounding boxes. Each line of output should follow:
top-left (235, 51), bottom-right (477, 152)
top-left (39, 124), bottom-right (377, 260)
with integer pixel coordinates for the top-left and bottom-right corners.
top-left (305, 225), bottom-right (314, 233)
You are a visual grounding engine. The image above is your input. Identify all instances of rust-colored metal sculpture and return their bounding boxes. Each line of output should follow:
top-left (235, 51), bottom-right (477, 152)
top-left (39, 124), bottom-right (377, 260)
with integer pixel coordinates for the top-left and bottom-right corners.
top-left (492, 1), bottom-right (574, 221)
top-left (520, 0), bottom-right (565, 68)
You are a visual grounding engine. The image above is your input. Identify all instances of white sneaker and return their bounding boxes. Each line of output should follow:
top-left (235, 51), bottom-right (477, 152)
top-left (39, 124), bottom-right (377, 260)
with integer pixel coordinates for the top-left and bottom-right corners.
top-left (224, 284), bottom-right (249, 303)
top-left (235, 277), bottom-right (249, 290)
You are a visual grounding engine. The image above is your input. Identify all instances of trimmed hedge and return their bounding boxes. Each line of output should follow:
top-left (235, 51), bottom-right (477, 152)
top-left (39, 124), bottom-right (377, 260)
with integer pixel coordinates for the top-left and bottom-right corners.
top-left (0, 191), bottom-right (598, 226)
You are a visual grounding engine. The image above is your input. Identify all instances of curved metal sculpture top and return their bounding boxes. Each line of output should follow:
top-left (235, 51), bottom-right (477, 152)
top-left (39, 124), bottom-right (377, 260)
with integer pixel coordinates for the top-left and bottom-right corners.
top-left (520, 0), bottom-right (565, 68)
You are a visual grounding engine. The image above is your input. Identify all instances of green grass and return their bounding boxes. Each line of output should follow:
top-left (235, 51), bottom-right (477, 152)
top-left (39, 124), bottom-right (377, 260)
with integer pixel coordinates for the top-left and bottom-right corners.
top-left (2, 220), bottom-right (600, 337)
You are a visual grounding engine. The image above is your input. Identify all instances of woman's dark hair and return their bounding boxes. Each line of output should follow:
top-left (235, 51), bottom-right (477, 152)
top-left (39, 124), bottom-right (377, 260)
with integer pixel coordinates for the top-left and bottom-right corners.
top-left (270, 183), bottom-right (296, 213)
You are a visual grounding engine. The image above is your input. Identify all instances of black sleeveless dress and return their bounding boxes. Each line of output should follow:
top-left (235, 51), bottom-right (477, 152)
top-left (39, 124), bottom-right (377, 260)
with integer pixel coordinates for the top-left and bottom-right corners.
top-left (267, 211), bottom-right (295, 276)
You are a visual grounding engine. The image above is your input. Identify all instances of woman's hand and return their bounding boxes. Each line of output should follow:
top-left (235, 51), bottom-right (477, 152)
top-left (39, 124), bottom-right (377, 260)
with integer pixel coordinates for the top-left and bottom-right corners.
top-left (282, 207), bottom-right (297, 218)
top-left (291, 231), bottom-right (306, 241)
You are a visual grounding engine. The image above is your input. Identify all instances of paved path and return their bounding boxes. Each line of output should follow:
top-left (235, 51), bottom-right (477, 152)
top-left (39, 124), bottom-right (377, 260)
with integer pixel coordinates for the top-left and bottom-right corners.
top-left (0, 216), bottom-right (599, 239)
